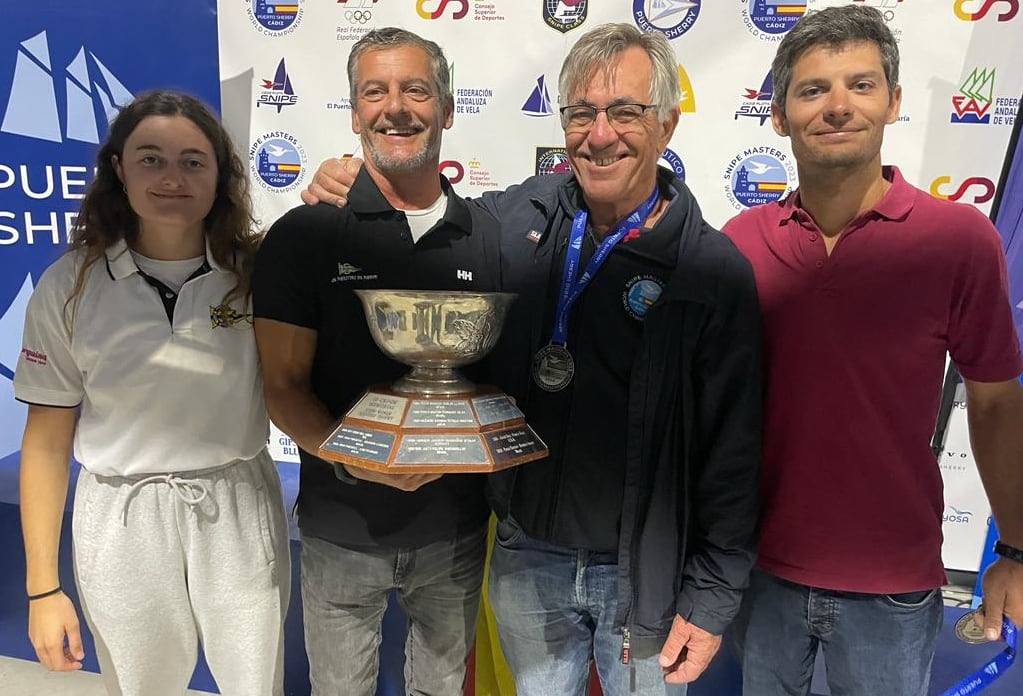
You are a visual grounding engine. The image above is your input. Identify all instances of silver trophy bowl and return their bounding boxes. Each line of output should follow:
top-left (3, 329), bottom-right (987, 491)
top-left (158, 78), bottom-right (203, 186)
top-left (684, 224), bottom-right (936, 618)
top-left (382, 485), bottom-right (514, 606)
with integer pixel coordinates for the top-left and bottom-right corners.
top-left (354, 289), bottom-right (517, 395)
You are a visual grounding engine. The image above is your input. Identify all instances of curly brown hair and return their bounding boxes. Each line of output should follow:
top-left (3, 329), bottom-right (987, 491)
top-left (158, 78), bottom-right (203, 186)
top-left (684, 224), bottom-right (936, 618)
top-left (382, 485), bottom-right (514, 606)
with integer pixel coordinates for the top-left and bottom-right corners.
top-left (66, 90), bottom-right (259, 321)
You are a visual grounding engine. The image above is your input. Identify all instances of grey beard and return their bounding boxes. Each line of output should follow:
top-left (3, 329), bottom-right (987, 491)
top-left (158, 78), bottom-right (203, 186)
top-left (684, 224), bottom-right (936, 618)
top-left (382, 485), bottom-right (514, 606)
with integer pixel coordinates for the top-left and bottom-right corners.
top-left (363, 135), bottom-right (440, 172)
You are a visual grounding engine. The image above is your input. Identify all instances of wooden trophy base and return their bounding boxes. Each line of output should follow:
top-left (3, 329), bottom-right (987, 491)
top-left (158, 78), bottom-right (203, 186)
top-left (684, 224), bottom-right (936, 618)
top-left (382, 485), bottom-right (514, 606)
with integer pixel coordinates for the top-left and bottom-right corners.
top-left (317, 386), bottom-right (548, 474)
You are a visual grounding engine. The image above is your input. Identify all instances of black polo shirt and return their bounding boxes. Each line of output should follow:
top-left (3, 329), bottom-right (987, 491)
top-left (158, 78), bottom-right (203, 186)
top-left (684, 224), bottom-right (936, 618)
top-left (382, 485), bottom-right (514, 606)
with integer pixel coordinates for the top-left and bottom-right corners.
top-left (512, 185), bottom-right (682, 553)
top-left (253, 169), bottom-right (501, 550)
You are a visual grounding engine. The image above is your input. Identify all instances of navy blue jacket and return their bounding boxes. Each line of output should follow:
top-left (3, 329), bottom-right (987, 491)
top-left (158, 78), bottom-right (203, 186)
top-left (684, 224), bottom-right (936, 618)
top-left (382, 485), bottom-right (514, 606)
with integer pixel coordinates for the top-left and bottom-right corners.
top-left (478, 168), bottom-right (762, 638)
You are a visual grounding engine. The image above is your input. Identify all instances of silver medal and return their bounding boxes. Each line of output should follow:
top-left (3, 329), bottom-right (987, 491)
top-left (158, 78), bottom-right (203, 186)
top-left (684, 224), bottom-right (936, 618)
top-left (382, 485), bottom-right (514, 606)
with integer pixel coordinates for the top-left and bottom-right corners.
top-left (532, 344), bottom-right (575, 392)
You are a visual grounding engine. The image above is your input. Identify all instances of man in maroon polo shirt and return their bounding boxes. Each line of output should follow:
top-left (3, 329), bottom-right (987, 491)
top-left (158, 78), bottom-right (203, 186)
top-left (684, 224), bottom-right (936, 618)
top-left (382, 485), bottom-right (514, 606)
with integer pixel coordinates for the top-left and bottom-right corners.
top-left (723, 5), bottom-right (1023, 695)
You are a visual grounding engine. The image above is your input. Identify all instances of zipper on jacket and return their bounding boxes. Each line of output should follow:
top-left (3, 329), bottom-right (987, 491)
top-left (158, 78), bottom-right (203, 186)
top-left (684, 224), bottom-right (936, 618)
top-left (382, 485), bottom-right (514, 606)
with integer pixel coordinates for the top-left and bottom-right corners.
top-left (621, 626), bottom-right (631, 664)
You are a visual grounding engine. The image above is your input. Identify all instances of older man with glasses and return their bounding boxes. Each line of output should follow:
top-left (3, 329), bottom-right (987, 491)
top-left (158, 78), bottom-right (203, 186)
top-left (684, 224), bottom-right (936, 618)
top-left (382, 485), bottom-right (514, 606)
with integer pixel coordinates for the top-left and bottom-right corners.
top-left (303, 23), bottom-right (762, 695)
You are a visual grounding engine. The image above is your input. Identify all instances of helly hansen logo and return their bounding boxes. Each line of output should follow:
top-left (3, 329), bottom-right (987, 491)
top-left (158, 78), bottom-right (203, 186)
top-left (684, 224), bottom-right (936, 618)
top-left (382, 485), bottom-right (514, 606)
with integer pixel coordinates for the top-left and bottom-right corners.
top-left (457, 269), bottom-right (473, 281)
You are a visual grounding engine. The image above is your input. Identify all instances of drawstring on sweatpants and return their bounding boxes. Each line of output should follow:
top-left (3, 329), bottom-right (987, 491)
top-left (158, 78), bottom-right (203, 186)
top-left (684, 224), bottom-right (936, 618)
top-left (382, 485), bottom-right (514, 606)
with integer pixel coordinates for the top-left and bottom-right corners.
top-left (122, 474), bottom-right (210, 524)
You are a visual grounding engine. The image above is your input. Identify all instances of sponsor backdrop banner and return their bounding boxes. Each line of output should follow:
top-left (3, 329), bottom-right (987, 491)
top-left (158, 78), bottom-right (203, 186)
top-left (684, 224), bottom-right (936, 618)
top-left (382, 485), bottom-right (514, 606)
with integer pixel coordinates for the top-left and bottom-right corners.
top-left (216, 0), bottom-right (1023, 574)
top-left (1, 1), bottom-right (1021, 690)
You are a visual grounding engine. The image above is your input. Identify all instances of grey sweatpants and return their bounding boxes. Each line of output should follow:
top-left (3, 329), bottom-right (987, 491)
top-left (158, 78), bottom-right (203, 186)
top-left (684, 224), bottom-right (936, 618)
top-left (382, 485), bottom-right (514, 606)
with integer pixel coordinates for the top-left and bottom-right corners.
top-left (72, 449), bottom-right (290, 696)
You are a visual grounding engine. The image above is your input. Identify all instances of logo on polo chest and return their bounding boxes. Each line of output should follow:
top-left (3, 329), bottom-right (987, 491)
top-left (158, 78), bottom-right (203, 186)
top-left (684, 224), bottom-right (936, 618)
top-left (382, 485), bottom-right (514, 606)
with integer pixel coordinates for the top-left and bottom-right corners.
top-left (209, 304), bottom-right (252, 328)
top-left (331, 261), bottom-right (379, 283)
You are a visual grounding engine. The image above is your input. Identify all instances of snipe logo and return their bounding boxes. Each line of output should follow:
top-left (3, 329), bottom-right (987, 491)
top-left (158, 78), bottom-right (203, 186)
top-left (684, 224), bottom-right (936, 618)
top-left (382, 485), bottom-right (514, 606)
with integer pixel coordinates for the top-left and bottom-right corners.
top-left (1, 31), bottom-right (133, 144)
top-left (544, 0), bottom-right (588, 34)
top-left (257, 58), bottom-right (298, 113)
top-left (735, 71), bottom-right (774, 126)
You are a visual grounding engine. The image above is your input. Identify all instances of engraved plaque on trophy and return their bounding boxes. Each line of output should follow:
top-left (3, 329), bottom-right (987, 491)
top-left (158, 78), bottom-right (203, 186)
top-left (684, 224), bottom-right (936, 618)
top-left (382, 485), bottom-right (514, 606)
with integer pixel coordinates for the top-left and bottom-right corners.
top-left (318, 290), bottom-right (549, 474)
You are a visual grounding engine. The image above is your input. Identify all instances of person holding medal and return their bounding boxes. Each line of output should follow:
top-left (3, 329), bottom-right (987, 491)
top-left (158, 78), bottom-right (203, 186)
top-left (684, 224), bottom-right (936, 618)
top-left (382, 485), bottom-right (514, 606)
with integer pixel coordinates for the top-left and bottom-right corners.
top-left (302, 22), bottom-right (763, 694)
top-left (722, 6), bottom-right (1023, 695)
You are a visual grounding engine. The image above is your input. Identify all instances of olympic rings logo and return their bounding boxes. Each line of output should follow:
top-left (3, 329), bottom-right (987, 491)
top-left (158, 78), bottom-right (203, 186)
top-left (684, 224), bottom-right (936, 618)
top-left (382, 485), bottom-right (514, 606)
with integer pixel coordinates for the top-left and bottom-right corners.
top-left (345, 10), bottom-right (372, 23)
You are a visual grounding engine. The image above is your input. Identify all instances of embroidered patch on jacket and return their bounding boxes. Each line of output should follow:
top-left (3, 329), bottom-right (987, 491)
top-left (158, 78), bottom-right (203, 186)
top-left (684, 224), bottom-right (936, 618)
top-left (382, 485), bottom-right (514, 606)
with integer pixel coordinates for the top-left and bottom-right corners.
top-left (622, 275), bottom-right (664, 320)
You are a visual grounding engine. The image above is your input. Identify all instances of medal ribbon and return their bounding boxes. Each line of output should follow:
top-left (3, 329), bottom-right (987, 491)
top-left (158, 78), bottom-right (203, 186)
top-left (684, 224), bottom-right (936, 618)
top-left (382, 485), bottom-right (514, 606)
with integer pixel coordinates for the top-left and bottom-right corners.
top-left (549, 188), bottom-right (659, 346)
top-left (939, 617), bottom-right (1017, 696)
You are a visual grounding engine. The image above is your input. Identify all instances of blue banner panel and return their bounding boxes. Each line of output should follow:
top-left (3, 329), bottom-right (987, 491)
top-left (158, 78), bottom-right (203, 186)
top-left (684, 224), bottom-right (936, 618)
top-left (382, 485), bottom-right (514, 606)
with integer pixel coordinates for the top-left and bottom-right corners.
top-left (0, 0), bottom-right (220, 474)
top-left (992, 96), bottom-right (1023, 360)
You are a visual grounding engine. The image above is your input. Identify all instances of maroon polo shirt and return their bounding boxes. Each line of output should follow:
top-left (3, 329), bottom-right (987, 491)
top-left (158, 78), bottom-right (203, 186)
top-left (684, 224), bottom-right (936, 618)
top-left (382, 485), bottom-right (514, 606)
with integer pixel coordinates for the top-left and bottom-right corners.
top-left (723, 166), bottom-right (1022, 593)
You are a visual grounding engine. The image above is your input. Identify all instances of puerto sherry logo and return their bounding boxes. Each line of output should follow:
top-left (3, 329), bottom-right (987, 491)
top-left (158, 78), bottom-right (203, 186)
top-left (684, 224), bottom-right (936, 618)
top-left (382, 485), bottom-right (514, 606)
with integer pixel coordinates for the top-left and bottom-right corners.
top-left (247, 0), bottom-right (304, 36)
top-left (257, 59), bottom-right (298, 113)
top-left (741, 0), bottom-right (806, 41)
top-left (338, 0), bottom-right (377, 24)
top-left (250, 132), bottom-right (307, 193)
top-left (522, 75), bottom-right (554, 117)
top-left (735, 71), bottom-right (774, 125)
top-left (634, 0), bottom-right (701, 40)
top-left (953, 0), bottom-right (1019, 21)
top-left (659, 147), bottom-right (686, 180)
top-left (929, 175), bottom-right (995, 204)
top-left (1, 31), bottom-right (133, 144)
top-left (544, 0), bottom-right (587, 33)
top-left (723, 146), bottom-right (796, 209)
top-left (535, 147), bottom-right (571, 176)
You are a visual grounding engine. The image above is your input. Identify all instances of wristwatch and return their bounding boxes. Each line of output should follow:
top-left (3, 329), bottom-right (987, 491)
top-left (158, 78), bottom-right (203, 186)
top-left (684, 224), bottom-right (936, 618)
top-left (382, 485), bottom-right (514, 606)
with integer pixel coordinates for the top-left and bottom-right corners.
top-left (994, 540), bottom-right (1023, 565)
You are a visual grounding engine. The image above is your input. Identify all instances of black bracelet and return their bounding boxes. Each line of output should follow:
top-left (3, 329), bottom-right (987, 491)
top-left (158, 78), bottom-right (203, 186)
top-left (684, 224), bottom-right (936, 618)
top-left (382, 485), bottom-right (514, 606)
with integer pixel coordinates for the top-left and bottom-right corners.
top-left (27, 586), bottom-right (62, 601)
top-left (994, 540), bottom-right (1023, 565)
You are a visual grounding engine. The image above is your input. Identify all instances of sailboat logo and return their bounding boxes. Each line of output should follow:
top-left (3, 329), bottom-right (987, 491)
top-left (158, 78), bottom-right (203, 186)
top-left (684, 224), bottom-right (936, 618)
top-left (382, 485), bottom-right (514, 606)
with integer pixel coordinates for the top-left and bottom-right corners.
top-left (522, 75), bottom-right (553, 117)
top-left (257, 58), bottom-right (299, 112)
top-left (1, 30), bottom-right (133, 144)
top-left (544, 0), bottom-right (588, 34)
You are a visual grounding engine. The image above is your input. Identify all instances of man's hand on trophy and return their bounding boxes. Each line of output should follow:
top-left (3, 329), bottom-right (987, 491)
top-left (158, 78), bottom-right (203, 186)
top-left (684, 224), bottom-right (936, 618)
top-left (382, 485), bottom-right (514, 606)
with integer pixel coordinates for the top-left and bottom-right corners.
top-left (300, 156), bottom-right (363, 207)
top-left (345, 465), bottom-right (443, 492)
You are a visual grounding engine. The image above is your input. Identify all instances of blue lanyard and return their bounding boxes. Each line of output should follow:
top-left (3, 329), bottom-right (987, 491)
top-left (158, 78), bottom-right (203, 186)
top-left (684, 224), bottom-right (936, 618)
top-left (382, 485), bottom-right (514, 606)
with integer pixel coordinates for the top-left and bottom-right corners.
top-left (550, 188), bottom-right (659, 346)
top-left (938, 618), bottom-right (1017, 696)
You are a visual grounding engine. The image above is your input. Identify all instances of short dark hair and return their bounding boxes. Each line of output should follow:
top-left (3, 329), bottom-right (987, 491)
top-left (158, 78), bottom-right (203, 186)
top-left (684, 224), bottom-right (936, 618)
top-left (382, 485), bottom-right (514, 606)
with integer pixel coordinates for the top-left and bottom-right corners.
top-left (772, 5), bottom-right (899, 115)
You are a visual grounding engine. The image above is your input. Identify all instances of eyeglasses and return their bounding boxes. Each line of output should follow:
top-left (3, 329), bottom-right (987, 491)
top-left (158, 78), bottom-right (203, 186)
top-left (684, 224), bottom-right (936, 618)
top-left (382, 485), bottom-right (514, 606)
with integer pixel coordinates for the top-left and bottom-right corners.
top-left (558, 103), bottom-right (657, 132)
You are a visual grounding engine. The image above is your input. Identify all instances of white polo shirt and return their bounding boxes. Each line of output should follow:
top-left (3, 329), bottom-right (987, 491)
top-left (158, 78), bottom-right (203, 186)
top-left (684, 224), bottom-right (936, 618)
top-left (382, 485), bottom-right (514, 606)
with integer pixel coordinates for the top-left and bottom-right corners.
top-left (14, 238), bottom-right (268, 477)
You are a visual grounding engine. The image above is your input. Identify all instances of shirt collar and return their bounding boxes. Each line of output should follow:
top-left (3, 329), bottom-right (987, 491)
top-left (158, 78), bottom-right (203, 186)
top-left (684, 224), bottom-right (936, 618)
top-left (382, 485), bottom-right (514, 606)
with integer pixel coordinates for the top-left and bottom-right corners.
top-left (104, 235), bottom-right (227, 280)
top-left (780, 165), bottom-right (914, 227)
top-left (348, 167), bottom-right (472, 234)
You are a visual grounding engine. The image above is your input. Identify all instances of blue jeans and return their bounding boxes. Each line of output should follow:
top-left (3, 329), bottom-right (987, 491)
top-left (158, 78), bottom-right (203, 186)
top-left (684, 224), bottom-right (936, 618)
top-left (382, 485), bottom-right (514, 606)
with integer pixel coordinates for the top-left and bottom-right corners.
top-left (488, 518), bottom-right (687, 696)
top-left (732, 568), bottom-right (943, 696)
top-left (300, 527), bottom-right (486, 696)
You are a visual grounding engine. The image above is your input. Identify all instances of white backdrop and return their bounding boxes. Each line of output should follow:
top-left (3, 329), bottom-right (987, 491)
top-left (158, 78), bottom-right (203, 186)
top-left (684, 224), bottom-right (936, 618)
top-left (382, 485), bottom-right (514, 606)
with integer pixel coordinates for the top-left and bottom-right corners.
top-left (216, 0), bottom-right (1023, 572)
